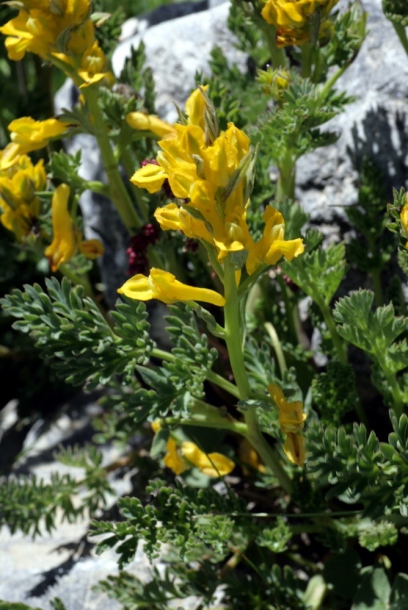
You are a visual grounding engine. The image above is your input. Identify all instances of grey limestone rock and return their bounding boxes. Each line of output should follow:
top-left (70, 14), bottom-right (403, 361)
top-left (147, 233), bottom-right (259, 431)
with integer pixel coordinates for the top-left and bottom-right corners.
top-left (297, 0), bottom-right (408, 223)
top-left (113, 2), bottom-right (246, 123)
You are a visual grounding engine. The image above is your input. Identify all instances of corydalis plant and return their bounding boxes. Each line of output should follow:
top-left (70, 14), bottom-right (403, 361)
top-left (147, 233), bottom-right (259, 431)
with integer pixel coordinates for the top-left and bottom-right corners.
top-left (118, 86), bottom-right (306, 476)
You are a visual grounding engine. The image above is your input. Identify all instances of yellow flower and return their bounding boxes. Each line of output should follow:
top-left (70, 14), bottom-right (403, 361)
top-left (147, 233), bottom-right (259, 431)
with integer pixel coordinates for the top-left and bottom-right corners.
top-left (283, 433), bottom-right (306, 468)
top-left (400, 203), bottom-right (408, 250)
top-left (77, 41), bottom-right (114, 88)
top-left (239, 438), bottom-right (266, 474)
top-left (131, 87), bottom-right (304, 273)
top-left (246, 207), bottom-right (304, 275)
top-left (126, 112), bottom-right (176, 139)
top-left (0, 0), bottom-right (91, 60)
top-left (257, 67), bottom-right (291, 100)
top-left (45, 184), bottom-right (77, 272)
top-left (118, 268), bottom-right (225, 306)
top-left (5, 117), bottom-right (70, 167)
top-left (268, 383), bottom-right (307, 466)
top-left (185, 85), bottom-right (208, 129)
top-left (45, 184), bottom-right (104, 271)
top-left (0, 0), bottom-right (112, 88)
top-left (261, 0), bottom-right (339, 47)
top-left (164, 438), bottom-right (189, 475)
top-left (0, 153), bottom-right (46, 239)
top-left (181, 442), bottom-right (235, 477)
top-left (150, 422), bottom-right (234, 477)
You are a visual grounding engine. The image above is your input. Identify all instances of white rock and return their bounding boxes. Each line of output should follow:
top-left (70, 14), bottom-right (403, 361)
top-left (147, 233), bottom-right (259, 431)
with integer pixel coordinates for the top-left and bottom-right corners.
top-left (113, 3), bottom-right (246, 122)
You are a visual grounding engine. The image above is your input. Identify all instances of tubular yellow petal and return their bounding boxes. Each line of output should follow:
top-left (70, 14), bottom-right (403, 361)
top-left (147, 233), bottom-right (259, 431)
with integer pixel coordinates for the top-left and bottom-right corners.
top-left (126, 112), bottom-right (176, 139)
top-left (181, 442), bottom-right (235, 477)
top-left (45, 184), bottom-right (77, 272)
top-left (151, 420), bottom-right (161, 433)
top-left (154, 203), bottom-right (215, 244)
top-left (268, 383), bottom-right (307, 438)
top-left (164, 438), bottom-right (188, 475)
top-left (130, 163), bottom-right (167, 194)
top-left (0, 143), bottom-right (24, 170)
top-left (263, 238), bottom-right (305, 266)
top-left (401, 203), bottom-right (408, 234)
top-left (185, 85), bottom-right (208, 129)
top-left (239, 438), bottom-right (266, 474)
top-left (80, 238), bottom-right (104, 259)
top-left (118, 268), bottom-right (225, 306)
top-left (8, 117), bottom-right (70, 156)
top-left (268, 383), bottom-right (287, 410)
top-left (151, 268), bottom-right (225, 305)
top-left (283, 433), bottom-right (306, 467)
top-left (117, 274), bottom-right (155, 300)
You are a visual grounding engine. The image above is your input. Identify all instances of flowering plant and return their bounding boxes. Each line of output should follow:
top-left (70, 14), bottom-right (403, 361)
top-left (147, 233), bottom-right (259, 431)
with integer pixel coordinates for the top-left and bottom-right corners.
top-left (1, 1), bottom-right (408, 609)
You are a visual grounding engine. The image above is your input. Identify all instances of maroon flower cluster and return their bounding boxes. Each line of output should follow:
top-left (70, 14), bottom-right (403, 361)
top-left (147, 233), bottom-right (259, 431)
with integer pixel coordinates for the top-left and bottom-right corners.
top-left (127, 223), bottom-right (159, 276)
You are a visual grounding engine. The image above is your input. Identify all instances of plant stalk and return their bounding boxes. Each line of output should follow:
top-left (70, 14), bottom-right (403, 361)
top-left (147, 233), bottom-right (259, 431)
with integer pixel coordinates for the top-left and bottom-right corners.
top-left (83, 88), bottom-right (142, 233)
top-left (223, 259), bottom-right (293, 494)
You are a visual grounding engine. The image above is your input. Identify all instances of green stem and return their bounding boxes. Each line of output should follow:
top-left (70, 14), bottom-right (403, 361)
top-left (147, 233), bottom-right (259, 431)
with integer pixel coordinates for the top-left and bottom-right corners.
top-left (83, 88), bottom-right (142, 233)
top-left (223, 259), bottom-right (293, 494)
top-left (120, 147), bottom-right (150, 223)
top-left (151, 348), bottom-right (240, 398)
top-left (264, 321), bottom-right (287, 376)
top-left (160, 416), bottom-right (248, 436)
top-left (85, 181), bottom-right (111, 197)
top-left (380, 364), bottom-right (404, 419)
top-left (276, 275), bottom-right (298, 346)
top-left (300, 43), bottom-right (314, 79)
top-left (259, 22), bottom-right (288, 69)
top-left (318, 64), bottom-right (347, 102)
top-left (319, 299), bottom-right (347, 365)
top-left (276, 155), bottom-right (296, 202)
top-left (371, 268), bottom-right (383, 307)
top-left (393, 22), bottom-right (408, 58)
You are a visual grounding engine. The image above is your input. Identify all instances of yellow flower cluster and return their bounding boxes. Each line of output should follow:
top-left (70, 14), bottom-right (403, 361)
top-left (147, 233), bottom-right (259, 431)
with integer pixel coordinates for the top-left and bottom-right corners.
top-left (0, 0), bottom-right (112, 87)
top-left (130, 87), bottom-right (303, 277)
top-left (152, 422), bottom-right (235, 477)
top-left (0, 151), bottom-right (45, 240)
top-left (268, 383), bottom-right (307, 466)
top-left (45, 184), bottom-right (104, 272)
top-left (261, 0), bottom-right (339, 47)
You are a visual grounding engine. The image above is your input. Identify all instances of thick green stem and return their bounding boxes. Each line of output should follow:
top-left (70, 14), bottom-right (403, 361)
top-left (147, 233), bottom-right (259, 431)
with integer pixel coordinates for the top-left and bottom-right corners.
top-left (223, 260), bottom-right (293, 494)
top-left (84, 88), bottom-right (142, 233)
top-left (276, 156), bottom-right (296, 203)
top-left (301, 43), bottom-right (314, 79)
top-left (120, 147), bottom-right (150, 223)
top-left (393, 22), bottom-right (408, 58)
top-left (259, 22), bottom-right (288, 69)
